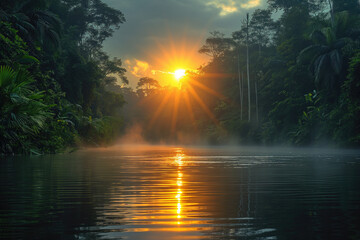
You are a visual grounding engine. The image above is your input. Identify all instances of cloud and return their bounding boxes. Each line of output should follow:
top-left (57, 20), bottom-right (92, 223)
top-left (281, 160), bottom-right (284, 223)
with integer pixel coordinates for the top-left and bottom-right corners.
top-left (125, 59), bottom-right (151, 78)
top-left (206, 0), bottom-right (238, 16)
top-left (241, 0), bottom-right (261, 9)
top-left (124, 57), bottom-right (201, 88)
top-left (103, 0), bottom-right (266, 86)
top-left (206, 0), bottom-right (262, 16)
top-left (124, 59), bottom-right (173, 82)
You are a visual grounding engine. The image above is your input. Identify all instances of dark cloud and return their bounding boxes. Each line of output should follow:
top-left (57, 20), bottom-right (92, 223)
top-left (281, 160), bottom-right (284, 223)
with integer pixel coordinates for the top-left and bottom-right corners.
top-left (102, 0), bottom-right (266, 85)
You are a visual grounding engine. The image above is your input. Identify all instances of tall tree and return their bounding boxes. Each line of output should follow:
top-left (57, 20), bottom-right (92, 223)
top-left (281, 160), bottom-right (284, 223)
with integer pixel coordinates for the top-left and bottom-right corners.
top-left (199, 31), bottom-right (235, 60)
top-left (237, 50), bottom-right (243, 120)
top-left (246, 13), bottom-right (251, 122)
top-left (136, 77), bottom-right (161, 96)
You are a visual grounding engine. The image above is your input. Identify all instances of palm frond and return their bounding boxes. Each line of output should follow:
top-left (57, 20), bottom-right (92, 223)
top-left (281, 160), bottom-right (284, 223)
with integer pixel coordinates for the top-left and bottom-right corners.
top-left (0, 66), bottom-right (16, 88)
top-left (329, 50), bottom-right (342, 74)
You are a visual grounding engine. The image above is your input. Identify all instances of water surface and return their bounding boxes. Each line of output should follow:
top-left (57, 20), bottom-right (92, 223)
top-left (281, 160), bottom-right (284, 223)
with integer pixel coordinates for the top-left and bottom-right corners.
top-left (1, 146), bottom-right (360, 239)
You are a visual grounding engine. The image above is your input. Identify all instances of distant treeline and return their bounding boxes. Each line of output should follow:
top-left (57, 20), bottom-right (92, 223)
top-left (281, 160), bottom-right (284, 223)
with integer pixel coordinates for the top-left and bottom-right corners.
top-left (117, 0), bottom-right (360, 147)
top-left (0, 0), bottom-right (128, 154)
top-left (1, 0), bottom-right (360, 154)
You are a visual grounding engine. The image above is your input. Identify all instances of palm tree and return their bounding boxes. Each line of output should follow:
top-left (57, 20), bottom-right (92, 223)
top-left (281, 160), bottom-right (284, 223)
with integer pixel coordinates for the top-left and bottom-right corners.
top-left (298, 11), bottom-right (357, 93)
top-left (0, 66), bottom-right (50, 154)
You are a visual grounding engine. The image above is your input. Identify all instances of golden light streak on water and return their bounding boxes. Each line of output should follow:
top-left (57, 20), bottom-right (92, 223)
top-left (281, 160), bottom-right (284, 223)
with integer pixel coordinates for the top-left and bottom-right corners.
top-left (4, 146), bottom-right (358, 239)
top-left (175, 150), bottom-right (184, 225)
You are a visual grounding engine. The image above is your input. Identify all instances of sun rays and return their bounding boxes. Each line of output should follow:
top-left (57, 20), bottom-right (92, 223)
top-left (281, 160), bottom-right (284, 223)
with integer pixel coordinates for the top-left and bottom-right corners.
top-left (144, 29), bottom-right (208, 88)
top-left (146, 71), bottom-right (227, 136)
top-left (139, 33), bottom-right (228, 137)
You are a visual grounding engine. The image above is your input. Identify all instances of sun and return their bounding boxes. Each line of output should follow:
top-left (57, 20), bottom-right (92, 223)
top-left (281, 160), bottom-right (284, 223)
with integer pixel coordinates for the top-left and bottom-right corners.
top-left (174, 69), bottom-right (186, 81)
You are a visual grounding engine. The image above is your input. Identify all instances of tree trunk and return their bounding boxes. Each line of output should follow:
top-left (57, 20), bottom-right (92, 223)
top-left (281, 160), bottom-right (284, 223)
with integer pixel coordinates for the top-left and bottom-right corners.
top-left (255, 80), bottom-right (259, 123)
top-left (246, 13), bottom-right (251, 122)
top-left (258, 44), bottom-right (261, 58)
top-left (238, 50), bottom-right (243, 121)
top-left (242, 71), bottom-right (244, 121)
top-left (255, 43), bottom-right (261, 123)
top-left (328, 0), bottom-right (335, 28)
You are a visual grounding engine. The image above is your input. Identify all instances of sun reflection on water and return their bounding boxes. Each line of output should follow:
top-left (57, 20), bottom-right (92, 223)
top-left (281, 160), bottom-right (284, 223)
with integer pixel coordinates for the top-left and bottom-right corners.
top-left (174, 150), bottom-right (184, 225)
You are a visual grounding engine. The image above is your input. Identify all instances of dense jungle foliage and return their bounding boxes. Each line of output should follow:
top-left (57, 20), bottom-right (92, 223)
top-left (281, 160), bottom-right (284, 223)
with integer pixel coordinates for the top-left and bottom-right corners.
top-left (1, 0), bottom-right (360, 154)
top-left (0, 0), bottom-right (128, 154)
top-left (118, 0), bottom-right (360, 147)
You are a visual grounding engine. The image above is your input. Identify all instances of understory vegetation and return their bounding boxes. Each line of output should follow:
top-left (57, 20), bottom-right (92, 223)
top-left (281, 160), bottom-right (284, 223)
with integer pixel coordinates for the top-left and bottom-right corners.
top-left (0, 0), bottom-right (127, 154)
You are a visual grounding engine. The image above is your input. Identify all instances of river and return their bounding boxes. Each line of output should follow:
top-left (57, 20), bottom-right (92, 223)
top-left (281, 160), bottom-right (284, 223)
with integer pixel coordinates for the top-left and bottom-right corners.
top-left (1, 146), bottom-right (360, 239)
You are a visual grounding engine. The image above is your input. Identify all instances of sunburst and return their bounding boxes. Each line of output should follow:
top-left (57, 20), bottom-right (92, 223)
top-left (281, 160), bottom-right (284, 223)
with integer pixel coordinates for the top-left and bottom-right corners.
top-left (143, 36), bottom-right (230, 136)
top-left (174, 69), bottom-right (186, 81)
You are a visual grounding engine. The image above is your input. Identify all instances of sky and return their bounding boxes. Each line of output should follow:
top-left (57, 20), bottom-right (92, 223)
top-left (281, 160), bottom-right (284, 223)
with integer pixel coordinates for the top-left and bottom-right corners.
top-left (103, 0), bottom-right (267, 87)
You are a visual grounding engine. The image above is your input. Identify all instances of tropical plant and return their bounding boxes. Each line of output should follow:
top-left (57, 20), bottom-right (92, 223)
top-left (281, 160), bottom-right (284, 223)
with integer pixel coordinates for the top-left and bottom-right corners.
top-left (0, 21), bottom-right (29, 66)
top-left (0, 66), bottom-right (50, 154)
top-left (0, 1), bottom-right (62, 51)
top-left (298, 11), bottom-right (356, 93)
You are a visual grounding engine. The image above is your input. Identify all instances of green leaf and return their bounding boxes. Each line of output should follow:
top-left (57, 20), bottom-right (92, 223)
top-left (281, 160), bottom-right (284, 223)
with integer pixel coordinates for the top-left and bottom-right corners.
top-left (0, 66), bottom-right (16, 88)
top-left (17, 55), bottom-right (40, 65)
top-left (314, 54), bottom-right (330, 87)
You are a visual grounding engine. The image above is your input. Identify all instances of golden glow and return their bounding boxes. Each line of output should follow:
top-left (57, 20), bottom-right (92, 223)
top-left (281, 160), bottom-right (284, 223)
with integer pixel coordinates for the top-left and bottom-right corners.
top-left (187, 84), bottom-right (220, 126)
top-left (174, 69), bottom-right (186, 80)
top-left (145, 67), bottom-right (230, 136)
top-left (139, 33), bottom-right (229, 136)
top-left (148, 91), bottom-right (172, 128)
top-left (175, 150), bottom-right (184, 224)
top-left (106, 148), bottom-right (214, 233)
top-left (177, 179), bottom-right (182, 187)
top-left (171, 91), bottom-right (181, 133)
top-left (175, 152), bottom-right (184, 166)
top-left (145, 32), bottom-right (209, 88)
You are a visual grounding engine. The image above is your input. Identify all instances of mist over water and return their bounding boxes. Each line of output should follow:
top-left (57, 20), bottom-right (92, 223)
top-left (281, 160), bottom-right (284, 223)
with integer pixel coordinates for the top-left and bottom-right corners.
top-left (1, 146), bottom-right (360, 240)
top-left (115, 123), bottom-right (216, 147)
top-left (1, 0), bottom-right (360, 239)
